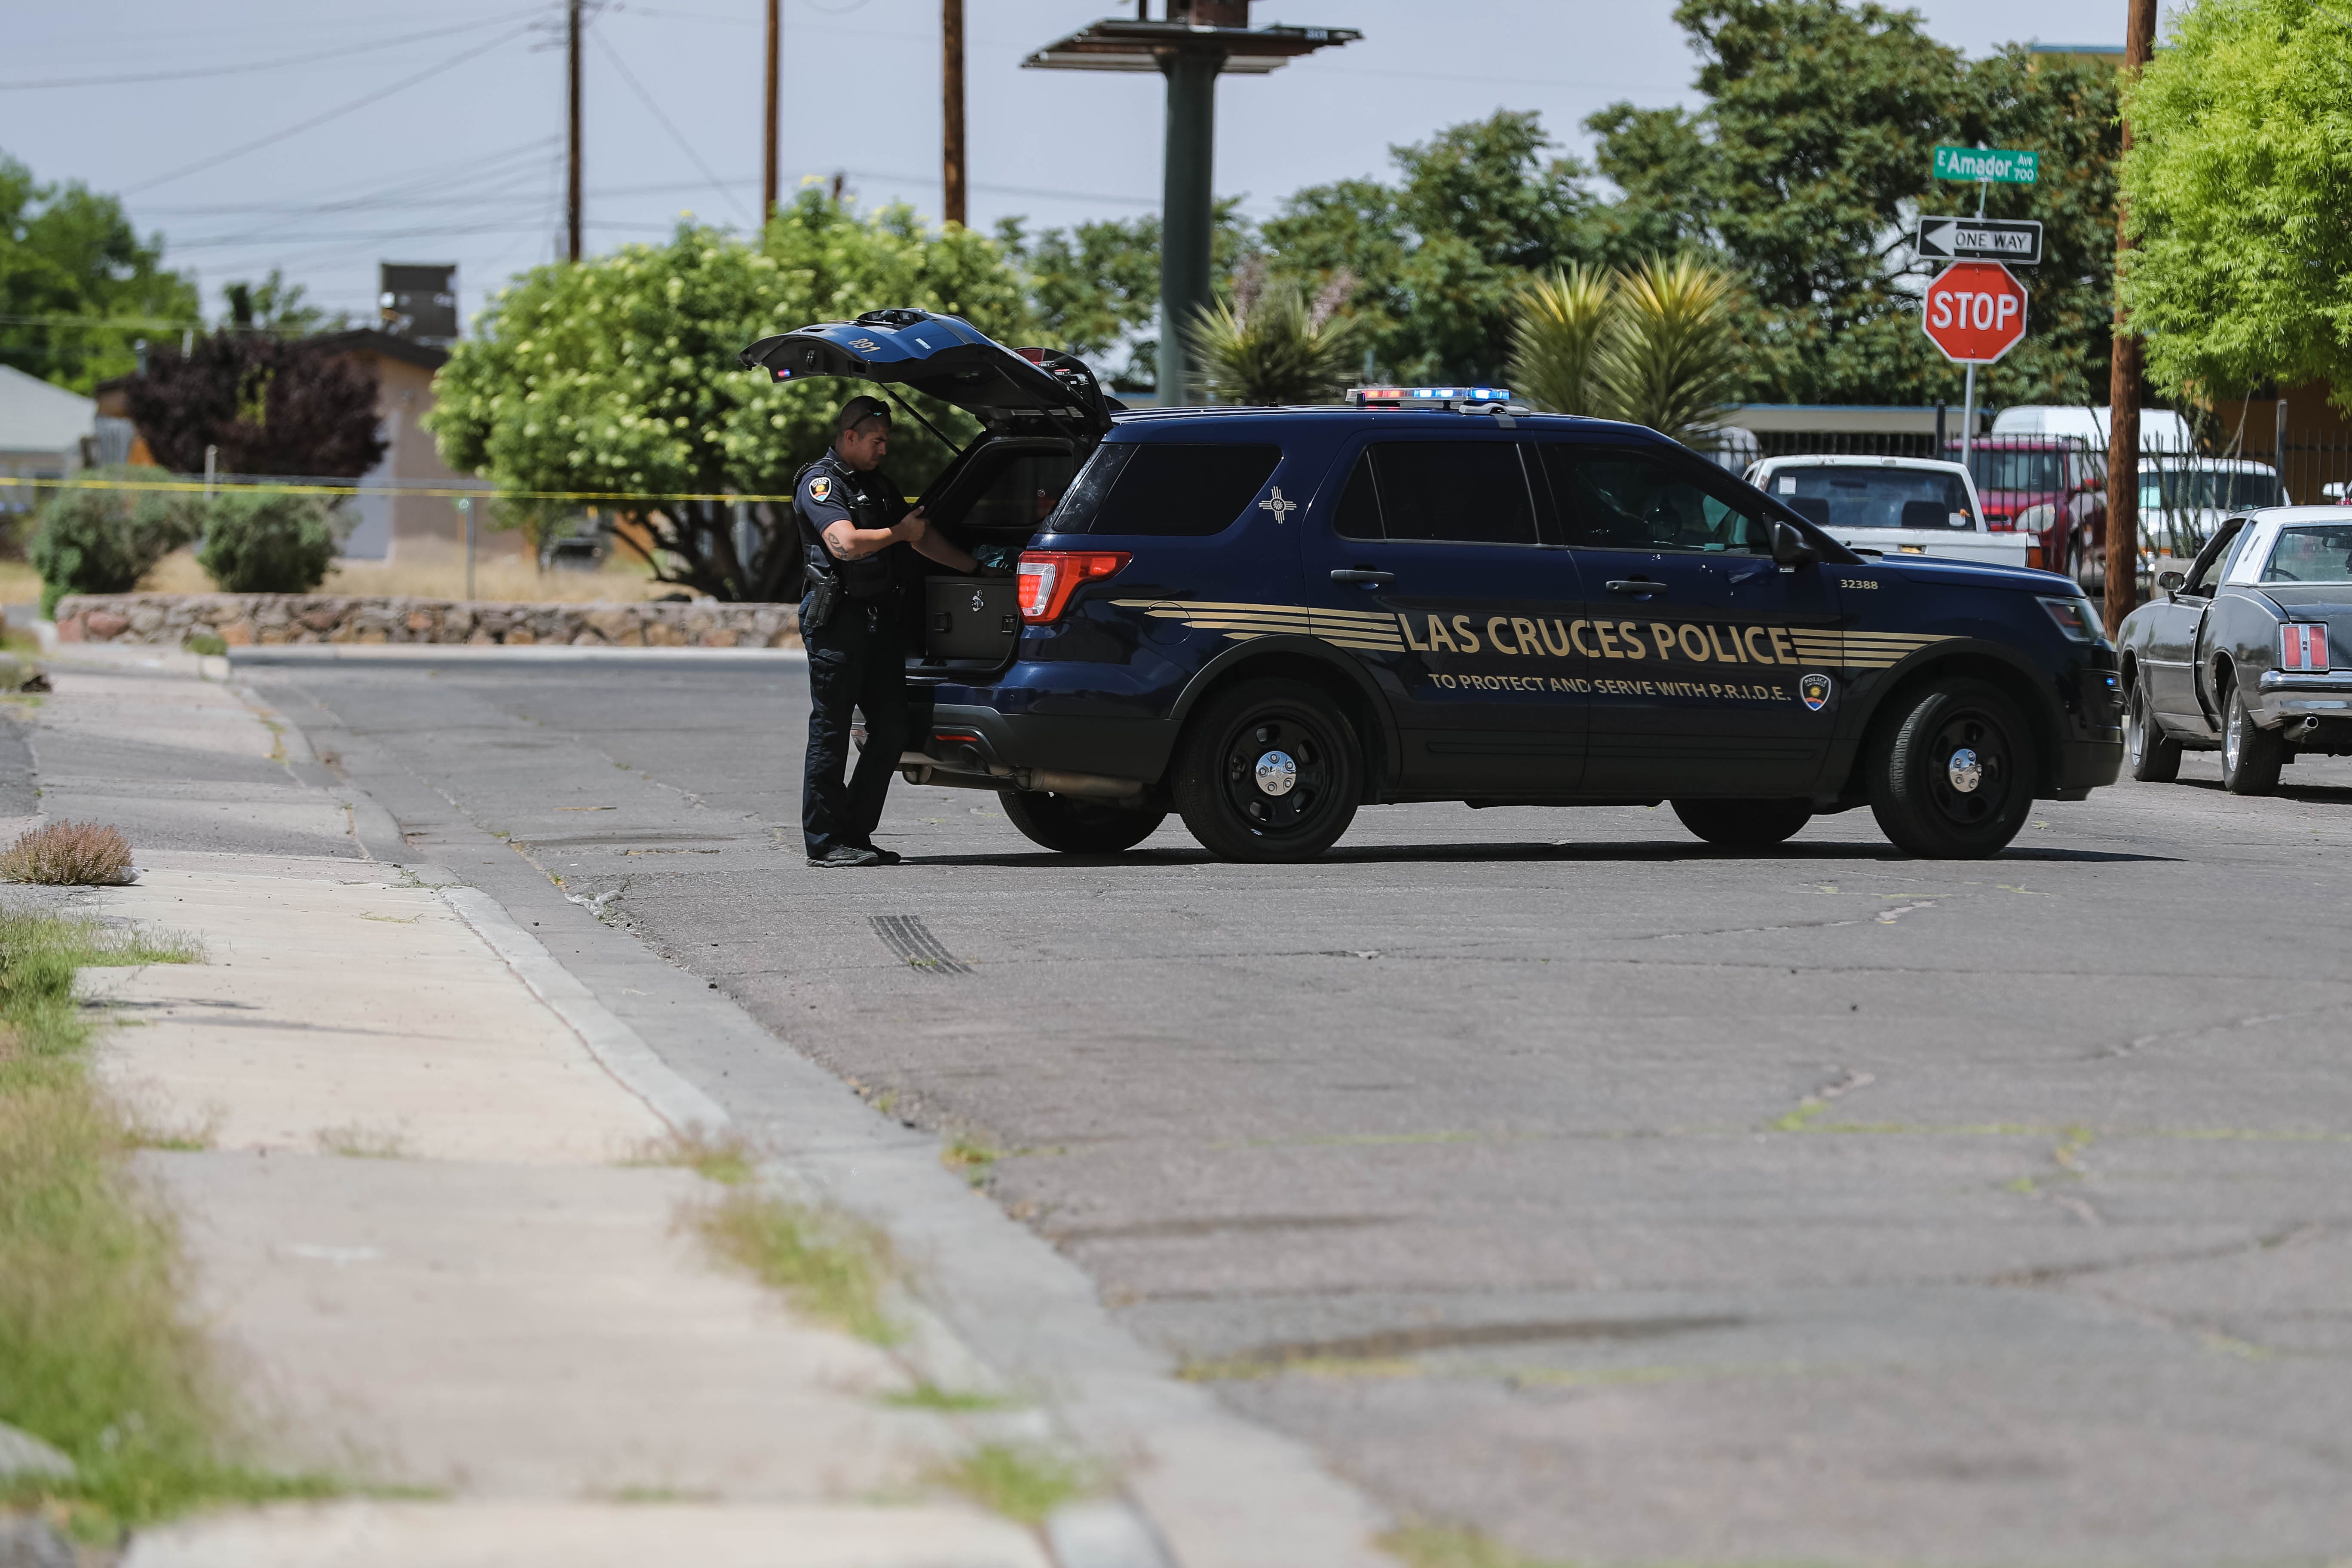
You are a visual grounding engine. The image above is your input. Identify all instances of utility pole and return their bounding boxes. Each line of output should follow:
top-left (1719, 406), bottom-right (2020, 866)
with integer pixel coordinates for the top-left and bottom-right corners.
top-left (2104, 0), bottom-right (2159, 636)
top-left (763, 0), bottom-right (781, 225)
top-left (567, 0), bottom-right (584, 262)
top-left (942, 0), bottom-right (967, 227)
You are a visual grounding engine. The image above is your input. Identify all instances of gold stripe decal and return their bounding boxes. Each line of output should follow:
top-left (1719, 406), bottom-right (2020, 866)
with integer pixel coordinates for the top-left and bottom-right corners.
top-left (1109, 599), bottom-right (1951, 669)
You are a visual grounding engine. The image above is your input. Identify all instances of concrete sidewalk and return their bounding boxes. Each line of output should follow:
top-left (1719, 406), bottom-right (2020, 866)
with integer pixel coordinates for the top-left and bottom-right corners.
top-left (31, 666), bottom-right (1052, 1566)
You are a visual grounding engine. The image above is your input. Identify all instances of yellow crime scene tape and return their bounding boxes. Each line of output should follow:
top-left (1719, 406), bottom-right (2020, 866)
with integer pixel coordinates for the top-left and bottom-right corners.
top-left (0, 476), bottom-right (799, 505)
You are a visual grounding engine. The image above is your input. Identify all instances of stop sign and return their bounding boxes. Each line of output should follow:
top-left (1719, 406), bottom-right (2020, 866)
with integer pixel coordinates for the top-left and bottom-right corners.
top-left (1922, 261), bottom-right (2029, 364)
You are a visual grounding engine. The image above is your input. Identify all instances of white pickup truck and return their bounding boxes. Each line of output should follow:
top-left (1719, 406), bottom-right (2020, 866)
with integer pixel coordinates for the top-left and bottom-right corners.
top-left (1745, 454), bottom-right (2031, 570)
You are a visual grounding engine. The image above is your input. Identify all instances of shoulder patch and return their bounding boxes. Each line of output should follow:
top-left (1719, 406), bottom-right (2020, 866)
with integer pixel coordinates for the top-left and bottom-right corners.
top-left (807, 475), bottom-right (831, 502)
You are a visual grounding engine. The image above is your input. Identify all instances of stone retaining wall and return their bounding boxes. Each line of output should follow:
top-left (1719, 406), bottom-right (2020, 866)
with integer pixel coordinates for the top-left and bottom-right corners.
top-left (52, 594), bottom-right (801, 649)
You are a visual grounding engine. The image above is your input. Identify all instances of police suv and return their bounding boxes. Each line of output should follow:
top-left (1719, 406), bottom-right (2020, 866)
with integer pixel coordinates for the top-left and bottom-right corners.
top-left (742, 311), bottom-right (2122, 863)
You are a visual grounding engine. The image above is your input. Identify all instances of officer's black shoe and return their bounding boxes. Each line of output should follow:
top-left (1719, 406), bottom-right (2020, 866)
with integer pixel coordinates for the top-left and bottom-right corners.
top-left (855, 843), bottom-right (903, 866)
top-left (807, 844), bottom-right (884, 868)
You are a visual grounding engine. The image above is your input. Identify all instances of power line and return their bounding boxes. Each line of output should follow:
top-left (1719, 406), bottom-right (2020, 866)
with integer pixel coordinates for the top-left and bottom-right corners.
top-left (588, 25), bottom-right (752, 223)
top-left (125, 21), bottom-right (540, 196)
top-left (0, 7), bottom-right (542, 91)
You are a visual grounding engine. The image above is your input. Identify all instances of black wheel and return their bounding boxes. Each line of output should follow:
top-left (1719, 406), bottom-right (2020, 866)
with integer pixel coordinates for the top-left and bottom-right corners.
top-left (1670, 798), bottom-right (1813, 848)
top-left (1866, 677), bottom-right (2037, 858)
top-left (2124, 669), bottom-right (2181, 783)
top-left (998, 790), bottom-right (1167, 854)
top-left (1170, 678), bottom-right (1361, 863)
top-left (2220, 679), bottom-right (2283, 796)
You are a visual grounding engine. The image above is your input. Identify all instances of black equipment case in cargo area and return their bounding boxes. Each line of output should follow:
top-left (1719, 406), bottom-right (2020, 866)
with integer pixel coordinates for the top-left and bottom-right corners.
top-left (925, 576), bottom-right (1020, 660)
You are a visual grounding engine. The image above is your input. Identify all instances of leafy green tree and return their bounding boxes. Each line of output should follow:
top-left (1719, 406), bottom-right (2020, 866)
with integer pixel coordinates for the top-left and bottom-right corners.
top-left (1260, 112), bottom-right (1602, 384)
top-left (221, 269), bottom-right (345, 335)
top-left (428, 191), bottom-right (1033, 600)
top-left (2119, 0), bottom-right (2352, 413)
top-left (1510, 257), bottom-right (1748, 441)
top-left (1590, 1), bottom-right (2121, 407)
top-left (0, 153), bottom-right (199, 392)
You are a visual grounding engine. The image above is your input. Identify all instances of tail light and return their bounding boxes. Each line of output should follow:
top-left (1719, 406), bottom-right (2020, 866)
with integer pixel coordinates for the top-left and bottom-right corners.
top-left (2283, 622), bottom-right (2330, 671)
top-left (2025, 542), bottom-right (2043, 570)
top-left (1016, 550), bottom-right (1128, 623)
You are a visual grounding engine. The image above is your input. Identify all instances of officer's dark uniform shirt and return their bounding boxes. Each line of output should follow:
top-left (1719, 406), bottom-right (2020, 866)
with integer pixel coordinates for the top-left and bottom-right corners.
top-left (795, 450), bottom-right (910, 597)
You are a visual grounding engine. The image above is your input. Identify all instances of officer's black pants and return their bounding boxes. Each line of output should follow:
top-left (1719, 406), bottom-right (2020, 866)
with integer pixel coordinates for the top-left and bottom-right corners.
top-left (802, 594), bottom-right (909, 857)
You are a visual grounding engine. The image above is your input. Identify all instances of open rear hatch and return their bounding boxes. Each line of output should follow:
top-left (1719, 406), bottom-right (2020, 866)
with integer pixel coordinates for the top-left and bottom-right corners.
top-left (739, 310), bottom-right (1115, 674)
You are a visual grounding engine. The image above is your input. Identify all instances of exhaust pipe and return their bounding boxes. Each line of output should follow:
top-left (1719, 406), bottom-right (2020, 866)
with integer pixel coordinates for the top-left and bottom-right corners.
top-left (897, 752), bottom-right (1146, 805)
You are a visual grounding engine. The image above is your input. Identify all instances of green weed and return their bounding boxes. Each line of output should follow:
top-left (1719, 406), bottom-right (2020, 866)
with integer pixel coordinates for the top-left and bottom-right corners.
top-left (0, 912), bottom-right (325, 1537)
top-left (631, 1126), bottom-right (757, 1185)
top-left (880, 1382), bottom-right (1013, 1412)
top-left (927, 1441), bottom-right (1093, 1525)
top-left (940, 1134), bottom-right (998, 1188)
top-left (692, 1188), bottom-right (901, 1345)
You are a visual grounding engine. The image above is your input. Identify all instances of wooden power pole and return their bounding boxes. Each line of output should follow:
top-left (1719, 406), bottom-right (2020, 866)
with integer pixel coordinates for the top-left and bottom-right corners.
top-left (763, 0), bottom-right (781, 225)
top-left (942, 0), bottom-right (967, 227)
top-left (566, 0), bottom-right (583, 262)
top-left (2104, 0), bottom-right (2160, 635)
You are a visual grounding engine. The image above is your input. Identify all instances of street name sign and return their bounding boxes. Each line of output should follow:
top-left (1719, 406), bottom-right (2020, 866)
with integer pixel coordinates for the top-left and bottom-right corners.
top-left (1933, 145), bottom-right (2039, 184)
top-left (1922, 262), bottom-right (2029, 365)
top-left (1916, 216), bottom-right (2042, 265)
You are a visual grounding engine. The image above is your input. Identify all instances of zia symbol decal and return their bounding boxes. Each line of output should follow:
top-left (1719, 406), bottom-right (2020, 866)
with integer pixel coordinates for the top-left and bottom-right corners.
top-left (1258, 487), bottom-right (1298, 524)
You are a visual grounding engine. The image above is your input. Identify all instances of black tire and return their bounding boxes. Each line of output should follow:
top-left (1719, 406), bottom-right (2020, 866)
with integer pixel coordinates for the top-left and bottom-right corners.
top-left (2124, 670), bottom-right (2182, 783)
top-left (998, 790), bottom-right (1167, 854)
top-left (1670, 798), bottom-right (1814, 847)
top-left (1866, 677), bottom-right (2038, 858)
top-left (1170, 678), bottom-right (1362, 863)
top-left (2220, 679), bottom-right (2283, 796)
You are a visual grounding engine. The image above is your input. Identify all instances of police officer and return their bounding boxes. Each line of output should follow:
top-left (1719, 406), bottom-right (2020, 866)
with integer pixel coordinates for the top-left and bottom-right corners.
top-left (796, 395), bottom-right (974, 867)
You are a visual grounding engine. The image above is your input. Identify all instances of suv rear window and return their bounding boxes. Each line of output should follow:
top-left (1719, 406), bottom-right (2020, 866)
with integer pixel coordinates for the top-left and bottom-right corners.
top-left (1048, 442), bottom-right (1281, 536)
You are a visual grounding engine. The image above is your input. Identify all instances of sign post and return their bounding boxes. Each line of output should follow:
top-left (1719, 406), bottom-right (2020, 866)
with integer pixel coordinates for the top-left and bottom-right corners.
top-left (1928, 147), bottom-right (2039, 462)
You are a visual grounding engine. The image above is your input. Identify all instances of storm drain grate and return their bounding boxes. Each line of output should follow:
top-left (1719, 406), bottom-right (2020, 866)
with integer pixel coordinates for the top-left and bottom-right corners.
top-left (869, 915), bottom-right (972, 975)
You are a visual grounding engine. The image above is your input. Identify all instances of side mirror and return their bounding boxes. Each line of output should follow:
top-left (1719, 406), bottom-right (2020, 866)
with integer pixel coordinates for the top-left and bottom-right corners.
top-left (2157, 570), bottom-right (2184, 601)
top-left (1770, 518), bottom-right (1818, 568)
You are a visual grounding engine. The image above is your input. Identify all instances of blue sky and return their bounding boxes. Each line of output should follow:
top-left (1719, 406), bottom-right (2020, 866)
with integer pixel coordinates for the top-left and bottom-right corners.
top-left (0, 0), bottom-right (2133, 328)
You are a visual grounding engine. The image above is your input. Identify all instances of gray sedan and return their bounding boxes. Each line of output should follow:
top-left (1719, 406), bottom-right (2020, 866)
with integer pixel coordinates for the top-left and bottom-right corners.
top-left (2119, 505), bottom-right (2352, 793)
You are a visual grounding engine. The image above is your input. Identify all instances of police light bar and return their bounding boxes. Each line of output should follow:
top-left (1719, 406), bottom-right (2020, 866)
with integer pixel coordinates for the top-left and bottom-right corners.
top-left (1346, 385), bottom-right (1514, 409)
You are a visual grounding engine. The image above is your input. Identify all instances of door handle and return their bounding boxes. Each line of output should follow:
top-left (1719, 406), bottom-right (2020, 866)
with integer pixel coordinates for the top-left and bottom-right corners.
top-left (1329, 568), bottom-right (1395, 588)
top-left (1605, 578), bottom-right (1669, 596)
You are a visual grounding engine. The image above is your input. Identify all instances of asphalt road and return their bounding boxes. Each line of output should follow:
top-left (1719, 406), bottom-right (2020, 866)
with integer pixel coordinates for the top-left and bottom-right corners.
top-left (239, 657), bottom-right (2352, 1565)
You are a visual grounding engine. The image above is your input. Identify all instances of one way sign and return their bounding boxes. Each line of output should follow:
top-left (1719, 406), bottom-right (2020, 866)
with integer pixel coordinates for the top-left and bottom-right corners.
top-left (1914, 216), bottom-right (2042, 266)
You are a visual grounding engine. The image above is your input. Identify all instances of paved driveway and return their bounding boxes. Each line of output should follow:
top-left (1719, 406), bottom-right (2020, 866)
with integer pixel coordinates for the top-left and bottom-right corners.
top-left (252, 657), bottom-right (2352, 1565)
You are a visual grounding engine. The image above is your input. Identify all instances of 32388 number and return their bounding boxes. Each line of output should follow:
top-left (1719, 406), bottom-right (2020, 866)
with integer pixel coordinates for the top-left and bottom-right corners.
top-left (1840, 578), bottom-right (1880, 590)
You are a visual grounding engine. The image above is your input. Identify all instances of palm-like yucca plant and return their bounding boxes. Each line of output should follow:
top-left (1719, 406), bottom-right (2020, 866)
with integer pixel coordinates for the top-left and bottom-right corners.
top-left (1507, 264), bottom-right (1615, 416)
top-left (1187, 261), bottom-right (1365, 406)
top-left (1589, 255), bottom-right (1746, 446)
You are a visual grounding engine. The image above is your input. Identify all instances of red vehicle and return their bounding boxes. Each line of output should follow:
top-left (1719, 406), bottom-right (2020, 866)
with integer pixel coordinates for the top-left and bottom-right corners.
top-left (1947, 437), bottom-right (2107, 581)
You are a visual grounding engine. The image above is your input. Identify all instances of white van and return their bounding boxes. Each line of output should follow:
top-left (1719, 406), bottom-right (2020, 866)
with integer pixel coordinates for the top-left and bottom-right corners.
top-left (1991, 405), bottom-right (2196, 453)
top-left (1745, 454), bottom-right (2030, 569)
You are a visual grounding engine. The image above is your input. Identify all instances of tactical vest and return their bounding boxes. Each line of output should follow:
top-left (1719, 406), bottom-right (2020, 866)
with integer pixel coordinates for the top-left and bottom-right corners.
top-left (795, 453), bottom-right (897, 599)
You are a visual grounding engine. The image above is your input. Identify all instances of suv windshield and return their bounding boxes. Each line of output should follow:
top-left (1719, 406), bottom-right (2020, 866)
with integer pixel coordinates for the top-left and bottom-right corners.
top-left (2262, 523), bottom-right (2352, 584)
top-left (1764, 465), bottom-right (1975, 530)
top-left (2141, 468), bottom-right (2285, 512)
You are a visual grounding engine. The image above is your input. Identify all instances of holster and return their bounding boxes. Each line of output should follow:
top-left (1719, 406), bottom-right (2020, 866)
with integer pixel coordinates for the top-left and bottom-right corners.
top-left (802, 577), bottom-right (840, 634)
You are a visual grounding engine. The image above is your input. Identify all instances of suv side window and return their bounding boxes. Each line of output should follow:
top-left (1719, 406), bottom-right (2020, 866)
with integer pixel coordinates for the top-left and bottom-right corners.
top-left (1055, 443), bottom-right (1281, 536)
top-left (1339, 442), bottom-right (1540, 546)
top-left (1543, 445), bottom-right (1769, 554)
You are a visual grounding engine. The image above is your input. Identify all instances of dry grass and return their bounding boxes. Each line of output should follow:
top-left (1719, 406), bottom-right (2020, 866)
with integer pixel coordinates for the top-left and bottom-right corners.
top-left (136, 544), bottom-right (673, 604)
top-left (1380, 1524), bottom-right (1567, 1568)
top-left (0, 560), bottom-right (42, 606)
top-left (313, 1124), bottom-right (408, 1159)
top-left (0, 823), bottom-right (132, 887)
